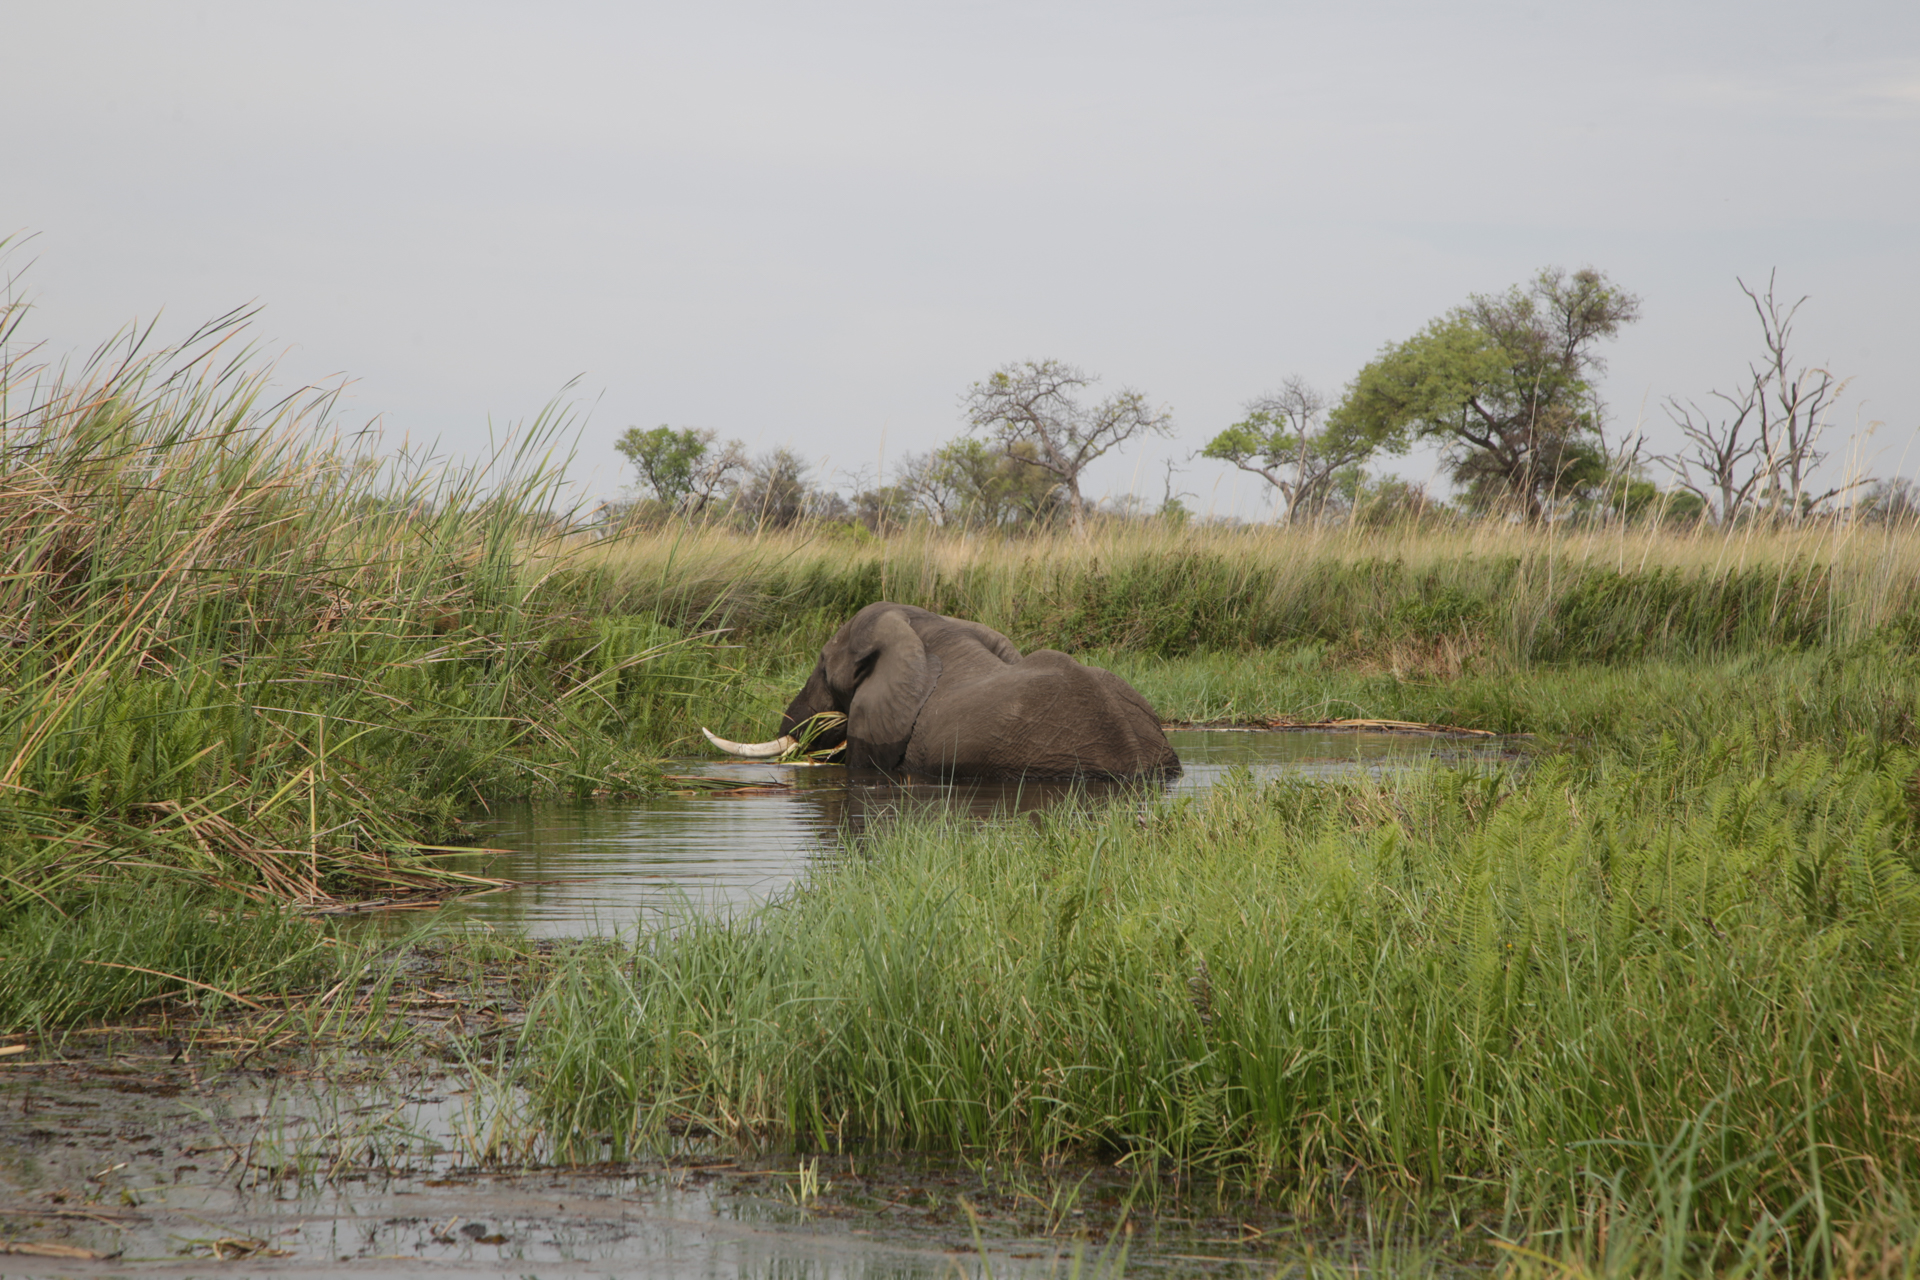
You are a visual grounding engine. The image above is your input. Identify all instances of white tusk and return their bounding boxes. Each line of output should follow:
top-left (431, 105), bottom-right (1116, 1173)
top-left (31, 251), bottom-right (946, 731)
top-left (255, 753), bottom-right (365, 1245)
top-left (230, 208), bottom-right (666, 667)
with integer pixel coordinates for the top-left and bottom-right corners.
top-left (702, 728), bottom-right (799, 758)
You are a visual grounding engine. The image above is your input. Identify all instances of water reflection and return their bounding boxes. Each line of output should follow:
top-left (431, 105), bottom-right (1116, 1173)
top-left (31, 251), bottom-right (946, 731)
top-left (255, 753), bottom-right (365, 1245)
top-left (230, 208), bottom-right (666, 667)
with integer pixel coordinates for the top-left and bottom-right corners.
top-left (445, 729), bottom-right (1504, 936)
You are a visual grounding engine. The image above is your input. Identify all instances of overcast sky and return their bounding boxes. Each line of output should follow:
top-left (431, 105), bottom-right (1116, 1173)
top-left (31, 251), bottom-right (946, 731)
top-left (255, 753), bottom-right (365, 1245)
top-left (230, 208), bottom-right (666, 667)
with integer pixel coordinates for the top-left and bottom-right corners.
top-left (7, 1), bottom-right (1917, 517)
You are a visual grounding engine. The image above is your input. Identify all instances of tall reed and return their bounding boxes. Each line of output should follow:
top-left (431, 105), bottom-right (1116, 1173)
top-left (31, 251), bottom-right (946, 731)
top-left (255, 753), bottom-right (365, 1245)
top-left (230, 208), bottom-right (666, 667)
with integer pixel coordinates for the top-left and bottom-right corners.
top-left (0, 288), bottom-right (696, 920)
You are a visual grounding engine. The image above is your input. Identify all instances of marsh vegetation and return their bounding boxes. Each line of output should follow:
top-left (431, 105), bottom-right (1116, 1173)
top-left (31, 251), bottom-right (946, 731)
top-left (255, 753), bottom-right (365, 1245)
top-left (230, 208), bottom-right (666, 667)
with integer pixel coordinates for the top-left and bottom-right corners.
top-left (5, 300), bottom-right (1920, 1275)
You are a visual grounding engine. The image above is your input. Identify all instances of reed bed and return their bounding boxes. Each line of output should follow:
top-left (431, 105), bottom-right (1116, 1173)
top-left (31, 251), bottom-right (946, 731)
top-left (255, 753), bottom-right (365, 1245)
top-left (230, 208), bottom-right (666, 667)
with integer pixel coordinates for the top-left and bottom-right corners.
top-left (0, 295), bottom-right (703, 1026)
top-left (518, 520), bottom-right (1920, 1274)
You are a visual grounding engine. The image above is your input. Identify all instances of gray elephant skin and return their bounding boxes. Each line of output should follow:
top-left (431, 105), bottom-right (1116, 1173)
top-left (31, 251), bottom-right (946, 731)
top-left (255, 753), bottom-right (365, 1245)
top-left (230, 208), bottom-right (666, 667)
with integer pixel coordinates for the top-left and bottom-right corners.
top-left (707, 603), bottom-right (1179, 778)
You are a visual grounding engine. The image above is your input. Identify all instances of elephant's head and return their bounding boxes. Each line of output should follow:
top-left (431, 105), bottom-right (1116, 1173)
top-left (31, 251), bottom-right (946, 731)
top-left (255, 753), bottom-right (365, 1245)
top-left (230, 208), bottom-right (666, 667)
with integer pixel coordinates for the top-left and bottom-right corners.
top-left (777, 605), bottom-right (937, 769)
top-left (702, 604), bottom-right (938, 769)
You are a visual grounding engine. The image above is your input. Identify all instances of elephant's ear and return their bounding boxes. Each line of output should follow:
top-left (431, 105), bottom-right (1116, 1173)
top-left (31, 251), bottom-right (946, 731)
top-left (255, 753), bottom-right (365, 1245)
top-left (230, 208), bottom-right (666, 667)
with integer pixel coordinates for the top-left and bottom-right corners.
top-left (843, 607), bottom-right (938, 770)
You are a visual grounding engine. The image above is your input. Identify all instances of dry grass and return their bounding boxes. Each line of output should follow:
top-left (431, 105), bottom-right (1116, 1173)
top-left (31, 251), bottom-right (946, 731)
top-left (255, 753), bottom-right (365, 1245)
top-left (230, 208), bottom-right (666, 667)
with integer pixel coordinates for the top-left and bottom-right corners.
top-left (568, 516), bottom-right (1920, 668)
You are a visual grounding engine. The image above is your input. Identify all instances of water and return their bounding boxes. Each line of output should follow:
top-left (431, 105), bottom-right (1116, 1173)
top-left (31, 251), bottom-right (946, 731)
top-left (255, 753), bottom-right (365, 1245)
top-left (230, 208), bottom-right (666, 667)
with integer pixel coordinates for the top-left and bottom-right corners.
top-left (0, 1055), bottom-right (1200, 1278)
top-left (440, 729), bottom-right (1507, 937)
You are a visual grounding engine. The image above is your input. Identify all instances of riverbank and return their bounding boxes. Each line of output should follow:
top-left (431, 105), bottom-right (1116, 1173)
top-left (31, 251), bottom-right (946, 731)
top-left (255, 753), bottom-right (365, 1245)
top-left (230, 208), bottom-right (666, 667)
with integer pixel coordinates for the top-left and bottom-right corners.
top-left (10, 594), bottom-right (1919, 1275)
top-left (0, 305), bottom-right (705, 1029)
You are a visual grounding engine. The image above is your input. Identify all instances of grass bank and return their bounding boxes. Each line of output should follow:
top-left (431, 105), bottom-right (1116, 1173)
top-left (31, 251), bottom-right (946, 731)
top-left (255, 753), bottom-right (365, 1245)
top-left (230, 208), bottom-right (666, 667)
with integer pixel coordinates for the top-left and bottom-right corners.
top-left (583, 524), bottom-right (1919, 767)
top-left (580, 518), bottom-right (1920, 667)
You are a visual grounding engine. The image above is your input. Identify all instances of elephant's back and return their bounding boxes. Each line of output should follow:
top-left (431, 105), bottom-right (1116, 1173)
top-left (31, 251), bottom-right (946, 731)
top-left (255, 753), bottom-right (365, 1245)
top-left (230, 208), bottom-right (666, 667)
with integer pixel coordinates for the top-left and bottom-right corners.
top-left (911, 650), bottom-right (1178, 777)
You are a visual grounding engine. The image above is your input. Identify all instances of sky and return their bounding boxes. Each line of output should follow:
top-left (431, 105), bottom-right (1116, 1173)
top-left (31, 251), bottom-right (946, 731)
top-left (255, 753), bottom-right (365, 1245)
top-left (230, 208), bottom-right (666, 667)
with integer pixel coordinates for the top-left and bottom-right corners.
top-left (6, 1), bottom-right (1917, 519)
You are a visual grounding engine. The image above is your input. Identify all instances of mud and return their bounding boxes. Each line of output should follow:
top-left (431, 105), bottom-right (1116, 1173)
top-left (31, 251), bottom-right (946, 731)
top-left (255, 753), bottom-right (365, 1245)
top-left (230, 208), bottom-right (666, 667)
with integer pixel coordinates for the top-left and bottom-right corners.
top-left (2, 1037), bottom-right (1379, 1278)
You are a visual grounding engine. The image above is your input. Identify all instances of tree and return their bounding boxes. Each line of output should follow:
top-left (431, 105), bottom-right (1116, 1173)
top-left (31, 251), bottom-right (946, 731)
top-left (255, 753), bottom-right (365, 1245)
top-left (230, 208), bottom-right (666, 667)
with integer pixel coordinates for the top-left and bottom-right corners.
top-left (1157, 458), bottom-right (1194, 527)
top-left (896, 438), bottom-right (1064, 530)
top-left (1331, 267), bottom-right (1640, 522)
top-left (612, 425), bottom-right (745, 518)
top-left (733, 446), bottom-right (812, 529)
top-left (1654, 273), bottom-right (1860, 526)
top-left (850, 484), bottom-right (916, 535)
top-left (1347, 474), bottom-right (1439, 528)
top-left (1858, 478), bottom-right (1919, 528)
top-left (962, 359), bottom-right (1174, 536)
top-left (1202, 376), bottom-right (1405, 523)
top-left (1654, 383), bottom-right (1767, 528)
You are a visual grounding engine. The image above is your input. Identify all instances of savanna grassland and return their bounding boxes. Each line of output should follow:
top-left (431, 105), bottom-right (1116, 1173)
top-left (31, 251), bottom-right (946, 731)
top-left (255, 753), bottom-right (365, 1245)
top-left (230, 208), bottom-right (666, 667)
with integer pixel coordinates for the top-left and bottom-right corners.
top-left (6, 309), bottom-right (1920, 1275)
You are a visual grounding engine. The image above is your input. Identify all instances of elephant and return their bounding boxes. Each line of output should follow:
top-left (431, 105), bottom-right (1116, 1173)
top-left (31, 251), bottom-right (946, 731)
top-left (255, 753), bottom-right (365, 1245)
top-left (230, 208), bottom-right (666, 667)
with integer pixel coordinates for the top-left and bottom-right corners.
top-left (703, 602), bottom-right (1179, 778)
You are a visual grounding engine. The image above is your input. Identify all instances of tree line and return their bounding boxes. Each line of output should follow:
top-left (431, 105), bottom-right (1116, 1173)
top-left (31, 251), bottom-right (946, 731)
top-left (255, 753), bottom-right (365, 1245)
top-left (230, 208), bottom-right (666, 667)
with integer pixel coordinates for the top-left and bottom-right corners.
top-left (610, 267), bottom-right (1912, 535)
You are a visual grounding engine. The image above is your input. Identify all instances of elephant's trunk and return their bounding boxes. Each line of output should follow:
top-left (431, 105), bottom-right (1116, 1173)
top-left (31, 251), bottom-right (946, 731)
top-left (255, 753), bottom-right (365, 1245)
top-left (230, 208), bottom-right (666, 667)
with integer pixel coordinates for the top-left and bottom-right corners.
top-left (701, 728), bottom-right (798, 758)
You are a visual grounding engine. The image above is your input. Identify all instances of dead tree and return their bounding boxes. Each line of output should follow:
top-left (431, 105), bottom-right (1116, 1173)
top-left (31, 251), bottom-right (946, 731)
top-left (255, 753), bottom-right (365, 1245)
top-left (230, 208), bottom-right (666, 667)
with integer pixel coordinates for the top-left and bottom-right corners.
top-left (1656, 272), bottom-right (1861, 526)
top-left (1743, 273), bottom-right (1855, 521)
top-left (1657, 384), bottom-right (1767, 527)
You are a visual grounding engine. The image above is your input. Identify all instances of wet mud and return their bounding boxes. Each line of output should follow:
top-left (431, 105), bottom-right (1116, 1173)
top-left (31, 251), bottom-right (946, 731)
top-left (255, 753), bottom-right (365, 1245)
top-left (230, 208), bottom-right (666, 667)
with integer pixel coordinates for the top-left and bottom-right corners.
top-left (2, 1033), bottom-right (1364, 1278)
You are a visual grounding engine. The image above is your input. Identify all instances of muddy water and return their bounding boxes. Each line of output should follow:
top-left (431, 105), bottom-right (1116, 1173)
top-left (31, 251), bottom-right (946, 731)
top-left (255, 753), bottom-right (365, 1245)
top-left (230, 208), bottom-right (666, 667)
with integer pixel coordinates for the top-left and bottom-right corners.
top-left (0, 1055), bottom-right (1180, 1278)
top-left (445, 729), bottom-right (1507, 937)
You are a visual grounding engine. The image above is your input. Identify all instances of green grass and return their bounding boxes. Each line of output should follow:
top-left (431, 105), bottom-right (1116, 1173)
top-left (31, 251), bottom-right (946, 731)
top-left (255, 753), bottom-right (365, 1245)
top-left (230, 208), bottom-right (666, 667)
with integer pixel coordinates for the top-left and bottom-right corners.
top-left (0, 877), bottom-right (341, 1031)
top-left (0, 285), bottom-right (711, 1030)
top-left (517, 731), bottom-right (1920, 1272)
top-left (0, 297), bottom-right (714, 909)
top-left (1101, 637), bottom-right (1920, 752)
top-left (576, 518), bottom-right (1920, 671)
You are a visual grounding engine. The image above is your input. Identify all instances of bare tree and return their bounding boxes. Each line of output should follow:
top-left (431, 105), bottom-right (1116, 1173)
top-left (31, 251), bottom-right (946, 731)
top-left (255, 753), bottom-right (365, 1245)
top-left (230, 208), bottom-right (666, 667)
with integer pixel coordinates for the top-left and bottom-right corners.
top-left (894, 449), bottom-right (962, 525)
top-left (734, 447), bottom-right (812, 530)
top-left (962, 359), bottom-right (1173, 536)
top-left (1656, 384), bottom-right (1767, 527)
top-left (1159, 457), bottom-right (1194, 524)
top-left (1656, 272), bottom-right (1860, 526)
top-left (1743, 273), bottom-right (1856, 521)
top-left (685, 436), bottom-right (746, 519)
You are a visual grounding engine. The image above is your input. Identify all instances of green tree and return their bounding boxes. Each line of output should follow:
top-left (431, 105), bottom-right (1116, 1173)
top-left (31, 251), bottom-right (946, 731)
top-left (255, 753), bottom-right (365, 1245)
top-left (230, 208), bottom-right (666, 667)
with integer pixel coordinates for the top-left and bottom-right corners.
top-left (1202, 377), bottom-right (1405, 523)
top-left (897, 438), bottom-right (1064, 530)
top-left (734, 447), bottom-right (812, 530)
top-left (962, 359), bottom-right (1173, 537)
top-left (851, 484), bottom-right (916, 535)
top-left (1330, 267), bottom-right (1640, 522)
top-left (613, 425), bottom-right (745, 517)
top-left (1346, 473), bottom-right (1439, 528)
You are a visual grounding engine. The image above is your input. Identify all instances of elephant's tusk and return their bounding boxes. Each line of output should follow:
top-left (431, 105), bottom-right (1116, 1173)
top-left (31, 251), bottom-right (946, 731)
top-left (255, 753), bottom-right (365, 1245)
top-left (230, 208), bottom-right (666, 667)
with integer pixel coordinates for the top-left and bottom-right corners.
top-left (702, 728), bottom-right (799, 758)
